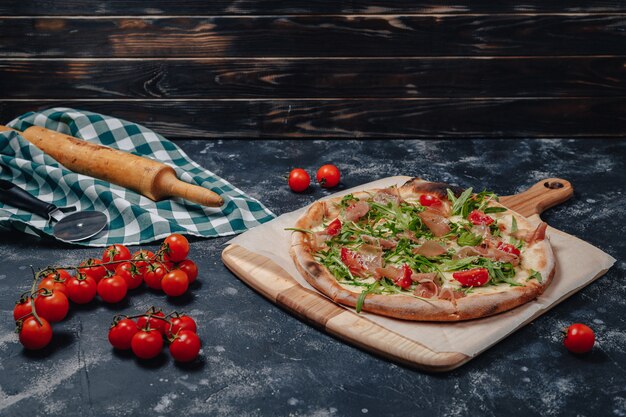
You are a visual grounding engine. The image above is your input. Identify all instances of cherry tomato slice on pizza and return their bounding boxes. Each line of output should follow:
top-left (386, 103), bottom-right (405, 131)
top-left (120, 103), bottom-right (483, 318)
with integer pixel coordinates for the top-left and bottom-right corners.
top-left (326, 218), bottom-right (342, 236)
top-left (395, 264), bottom-right (413, 289)
top-left (419, 194), bottom-right (442, 207)
top-left (452, 268), bottom-right (490, 287)
top-left (497, 242), bottom-right (521, 256)
top-left (468, 210), bottom-right (494, 225)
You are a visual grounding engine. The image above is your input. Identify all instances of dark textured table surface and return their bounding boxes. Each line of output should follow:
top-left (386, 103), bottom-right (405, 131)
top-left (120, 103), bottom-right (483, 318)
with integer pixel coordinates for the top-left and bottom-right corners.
top-left (0, 139), bottom-right (624, 417)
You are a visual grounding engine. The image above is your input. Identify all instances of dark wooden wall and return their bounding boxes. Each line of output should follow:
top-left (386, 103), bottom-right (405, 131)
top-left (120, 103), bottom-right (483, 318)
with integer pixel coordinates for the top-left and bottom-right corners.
top-left (1, 2), bottom-right (625, 138)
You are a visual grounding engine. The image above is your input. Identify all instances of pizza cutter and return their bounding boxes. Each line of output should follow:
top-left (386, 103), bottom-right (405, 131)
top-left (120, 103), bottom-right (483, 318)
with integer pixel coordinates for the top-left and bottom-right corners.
top-left (0, 179), bottom-right (107, 242)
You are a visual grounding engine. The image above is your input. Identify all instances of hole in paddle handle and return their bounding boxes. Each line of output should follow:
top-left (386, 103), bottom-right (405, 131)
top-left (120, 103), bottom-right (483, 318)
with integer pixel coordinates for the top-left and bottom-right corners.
top-left (544, 181), bottom-right (564, 189)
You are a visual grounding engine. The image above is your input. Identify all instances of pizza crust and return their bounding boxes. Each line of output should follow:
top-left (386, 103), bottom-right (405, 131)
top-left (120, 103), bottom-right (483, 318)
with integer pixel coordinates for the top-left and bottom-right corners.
top-left (290, 178), bottom-right (556, 322)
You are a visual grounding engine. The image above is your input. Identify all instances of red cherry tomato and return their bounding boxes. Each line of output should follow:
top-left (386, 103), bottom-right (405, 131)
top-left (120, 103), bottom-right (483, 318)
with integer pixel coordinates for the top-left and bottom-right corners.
top-left (144, 263), bottom-right (167, 290)
top-left (131, 250), bottom-right (155, 276)
top-left (395, 264), bottom-right (413, 290)
top-left (13, 298), bottom-right (33, 321)
top-left (65, 274), bottom-right (97, 304)
top-left (468, 210), bottom-right (494, 226)
top-left (115, 262), bottom-right (143, 290)
top-left (108, 318), bottom-right (139, 350)
top-left (169, 330), bottom-right (201, 362)
top-left (326, 218), bottom-right (342, 236)
top-left (161, 270), bottom-right (189, 297)
top-left (340, 247), bottom-right (365, 276)
top-left (131, 329), bottom-right (164, 359)
top-left (34, 290), bottom-right (69, 323)
top-left (564, 323), bottom-right (595, 354)
top-left (288, 168), bottom-right (310, 193)
top-left (452, 268), bottom-right (490, 287)
top-left (497, 242), bottom-right (521, 256)
top-left (419, 194), bottom-right (442, 207)
top-left (137, 310), bottom-right (167, 335)
top-left (19, 316), bottom-right (53, 350)
top-left (177, 260), bottom-right (198, 284)
top-left (166, 315), bottom-right (197, 336)
top-left (97, 275), bottom-right (128, 303)
top-left (102, 244), bottom-right (132, 271)
top-left (316, 164), bottom-right (341, 188)
top-left (163, 234), bottom-right (190, 263)
top-left (38, 276), bottom-right (68, 297)
top-left (79, 258), bottom-right (107, 283)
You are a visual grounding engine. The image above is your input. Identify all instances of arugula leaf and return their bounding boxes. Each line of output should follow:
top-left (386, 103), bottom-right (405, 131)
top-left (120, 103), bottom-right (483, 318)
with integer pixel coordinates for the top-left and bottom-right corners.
top-left (457, 231), bottom-right (483, 247)
top-left (356, 281), bottom-right (380, 313)
top-left (440, 256), bottom-right (479, 271)
top-left (284, 227), bottom-right (313, 234)
top-left (527, 269), bottom-right (543, 282)
top-left (484, 207), bottom-right (507, 214)
top-left (511, 216), bottom-right (518, 233)
top-left (451, 187), bottom-right (473, 216)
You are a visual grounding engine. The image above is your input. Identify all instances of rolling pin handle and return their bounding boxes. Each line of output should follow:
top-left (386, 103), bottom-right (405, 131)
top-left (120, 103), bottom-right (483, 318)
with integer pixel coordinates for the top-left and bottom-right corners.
top-left (155, 170), bottom-right (224, 207)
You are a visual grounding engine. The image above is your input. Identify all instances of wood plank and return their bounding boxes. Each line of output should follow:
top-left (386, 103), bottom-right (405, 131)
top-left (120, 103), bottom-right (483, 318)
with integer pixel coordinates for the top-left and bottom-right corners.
top-left (2, 98), bottom-right (624, 138)
top-left (3, 1), bottom-right (626, 15)
top-left (3, 57), bottom-right (626, 99)
top-left (2, 16), bottom-right (626, 58)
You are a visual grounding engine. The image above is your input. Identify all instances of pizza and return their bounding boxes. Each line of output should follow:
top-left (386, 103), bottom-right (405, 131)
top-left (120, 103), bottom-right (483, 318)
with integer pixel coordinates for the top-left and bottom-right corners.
top-left (289, 178), bottom-right (555, 321)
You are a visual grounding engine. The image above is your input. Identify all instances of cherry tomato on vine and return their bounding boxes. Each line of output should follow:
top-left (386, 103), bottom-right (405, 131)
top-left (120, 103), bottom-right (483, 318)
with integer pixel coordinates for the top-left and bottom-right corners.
top-left (19, 316), bottom-right (53, 350)
top-left (143, 263), bottom-right (166, 290)
top-left (131, 329), bottom-right (164, 359)
top-left (102, 244), bottom-right (132, 271)
top-left (131, 250), bottom-right (155, 276)
top-left (162, 234), bottom-right (190, 263)
top-left (176, 260), bottom-right (198, 284)
top-left (38, 276), bottom-right (68, 297)
top-left (137, 310), bottom-right (167, 335)
top-left (97, 275), bottom-right (128, 303)
top-left (288, 168), bottom-right (310, 193)
top-left (13, 298), bottom-right (33, 321)
top-left (316, 164), bottom-right (341, 188)
top-left (169, 330), bottom-right (201, 362)
top-left (79, 258), bottom-right (107, 283)
top-left (65, 274), bottom-right (97, 304)
top-left (115, 262), bottom-right (143, 290)
top-left (452, 268), bottom-right (490, 287)
top-left (419, 194), bottom-right (442, 207)
top-left (166, 315), bottom-right (197, 336)
top-left (564, 323), bottom-right (595, 354)
top-left (34, 290), bottom-right (69, 323)
top-left (161, 270), bottom-right (189, 297)
top-left (108, 318), bottom-right (139, 350)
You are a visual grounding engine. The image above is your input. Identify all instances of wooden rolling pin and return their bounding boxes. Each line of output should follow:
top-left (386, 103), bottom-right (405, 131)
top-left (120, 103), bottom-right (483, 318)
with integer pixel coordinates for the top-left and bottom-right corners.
top-left (0, 125), bottom-right (224, 207)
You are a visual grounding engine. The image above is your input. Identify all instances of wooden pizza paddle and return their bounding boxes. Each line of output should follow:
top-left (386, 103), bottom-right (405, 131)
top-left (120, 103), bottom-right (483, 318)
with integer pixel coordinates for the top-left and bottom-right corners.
top-left (0, 125), bottom-right (224, 207)
top-left (222, 177), bottom-right (574, 372)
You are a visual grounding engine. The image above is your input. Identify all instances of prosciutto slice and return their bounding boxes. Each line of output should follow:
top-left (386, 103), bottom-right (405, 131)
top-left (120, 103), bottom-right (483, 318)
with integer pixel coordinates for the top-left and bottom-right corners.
top-left (438, 287), bottom-right (466, 301)
top-left (414, 280), bottom-right (438, 298)
top-left (413, 240), bottom-right (447, 257)
top-left (418, 210), bottom-right (451, 237)
top-left (526, 222), bottom-right (548, 245)
top-left (345, 201), bottom-right (370, 222)
top-left (372, 188), bottom-right (402, 205)
top-left (361, 235), bottom-right (398, 250)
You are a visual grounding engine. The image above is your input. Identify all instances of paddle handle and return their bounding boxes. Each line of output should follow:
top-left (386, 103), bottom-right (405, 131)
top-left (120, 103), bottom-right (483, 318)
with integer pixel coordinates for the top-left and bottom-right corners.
top-left (499, 178), bottom-right (573, 217)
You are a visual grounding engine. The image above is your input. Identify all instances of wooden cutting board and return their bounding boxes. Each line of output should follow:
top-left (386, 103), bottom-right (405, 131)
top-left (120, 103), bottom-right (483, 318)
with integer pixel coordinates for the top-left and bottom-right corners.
top-left (222, 178), bottom-right (574, 372)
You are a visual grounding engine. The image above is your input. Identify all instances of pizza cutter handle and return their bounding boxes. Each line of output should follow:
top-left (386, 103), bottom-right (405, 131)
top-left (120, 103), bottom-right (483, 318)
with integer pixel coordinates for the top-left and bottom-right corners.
top-left (0, 179), bottom-right (57, 219)
top-left (500, 178), bottom-right (574, 217)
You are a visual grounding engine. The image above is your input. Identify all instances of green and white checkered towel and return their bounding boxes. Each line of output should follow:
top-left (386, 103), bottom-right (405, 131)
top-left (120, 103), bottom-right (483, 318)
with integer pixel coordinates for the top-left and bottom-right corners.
top-left (0, 108), bottom-right (275, 246)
